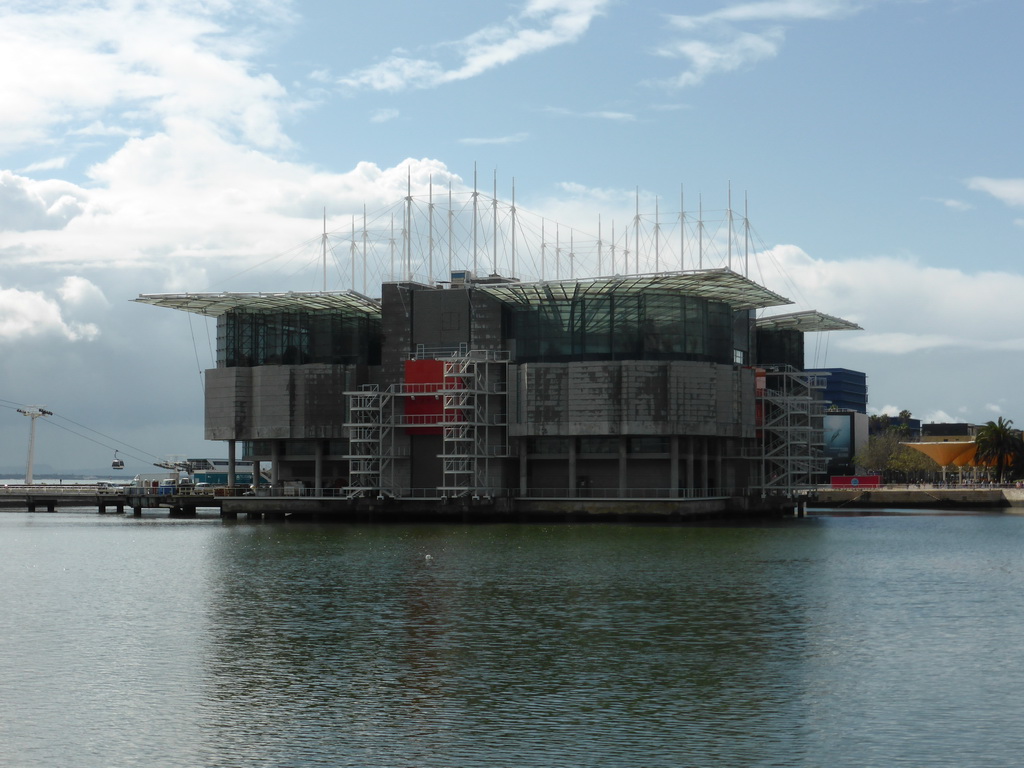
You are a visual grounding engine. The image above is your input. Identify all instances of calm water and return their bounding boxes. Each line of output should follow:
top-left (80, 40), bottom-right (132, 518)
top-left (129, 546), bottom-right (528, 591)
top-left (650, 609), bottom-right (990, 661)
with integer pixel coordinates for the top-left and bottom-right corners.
top-left (2, 508), bottom-right (1023, 767)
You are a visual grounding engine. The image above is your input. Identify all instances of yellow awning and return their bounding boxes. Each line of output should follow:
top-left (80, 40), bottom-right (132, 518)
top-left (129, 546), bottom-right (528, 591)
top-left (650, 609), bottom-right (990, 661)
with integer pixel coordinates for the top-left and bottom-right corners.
top-left (905, 441), bottom-right (976, 466)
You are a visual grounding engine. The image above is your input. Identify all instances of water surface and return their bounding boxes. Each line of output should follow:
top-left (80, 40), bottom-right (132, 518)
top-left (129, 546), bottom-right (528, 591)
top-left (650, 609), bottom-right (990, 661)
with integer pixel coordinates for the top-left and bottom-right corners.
top-left (2, 509), bottom-right (1022, 767)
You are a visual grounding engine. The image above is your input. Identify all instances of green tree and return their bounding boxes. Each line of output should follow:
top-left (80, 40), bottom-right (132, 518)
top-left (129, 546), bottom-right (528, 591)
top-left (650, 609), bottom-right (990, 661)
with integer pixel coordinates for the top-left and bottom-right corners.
top-left (854, 428), bottom-right (939, 483)
top-left (975, 417), bottom-right (1024, 484)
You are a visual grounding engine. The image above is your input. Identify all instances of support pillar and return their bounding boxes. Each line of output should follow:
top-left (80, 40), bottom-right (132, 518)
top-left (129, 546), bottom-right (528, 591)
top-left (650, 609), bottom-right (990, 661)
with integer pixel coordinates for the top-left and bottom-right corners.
top-left (568, 438), bottom-right (577, 498)
top-left (618, 437), bottom-right (627, 499)
top-left (270, 442), bottom-right (281, 493)
top-left (314, 441), bottom-right (324, 496)
top-left (685, 436), bottom-right (695, 494)
top-left (670, 436), bottom-right (679, 499)
top-left (519, 440), bottom-right (528, 496)
top-left (227, 440), bottom-right (237, 490)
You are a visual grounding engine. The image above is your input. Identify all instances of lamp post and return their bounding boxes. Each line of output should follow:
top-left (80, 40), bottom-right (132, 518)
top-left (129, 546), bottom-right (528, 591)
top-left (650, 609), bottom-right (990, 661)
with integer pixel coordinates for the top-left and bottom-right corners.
top-left (17, 407), bottom-right (52, 485)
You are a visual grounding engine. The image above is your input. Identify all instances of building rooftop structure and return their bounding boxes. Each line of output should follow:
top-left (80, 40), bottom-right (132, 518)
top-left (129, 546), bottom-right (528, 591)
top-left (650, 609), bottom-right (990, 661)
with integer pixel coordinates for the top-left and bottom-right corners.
top-left (135, 189), bottom-right (862, 518)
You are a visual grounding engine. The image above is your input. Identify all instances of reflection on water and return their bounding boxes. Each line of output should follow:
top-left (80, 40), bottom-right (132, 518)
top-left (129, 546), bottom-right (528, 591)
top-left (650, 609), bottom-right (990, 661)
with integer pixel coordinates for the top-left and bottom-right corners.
top-left (2, 510), bottom-right (1024, 766)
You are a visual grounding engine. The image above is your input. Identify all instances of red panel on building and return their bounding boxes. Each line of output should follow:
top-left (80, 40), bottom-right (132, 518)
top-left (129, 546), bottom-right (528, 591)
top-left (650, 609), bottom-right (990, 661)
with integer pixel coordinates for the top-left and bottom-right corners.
top-left (404, 359), bottom-right (445, 434)
top-left (830, 475), bottom-right (882, 488)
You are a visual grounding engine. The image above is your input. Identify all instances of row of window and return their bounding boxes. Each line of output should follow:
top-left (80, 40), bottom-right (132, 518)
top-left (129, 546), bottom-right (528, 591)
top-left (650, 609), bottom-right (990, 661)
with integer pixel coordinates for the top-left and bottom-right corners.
top-left (527, 436), bottom-right (671, 455)
top-left (508, 293), bottom-right (737, 363)
top-left (217, 311), bottom-right (382, 367)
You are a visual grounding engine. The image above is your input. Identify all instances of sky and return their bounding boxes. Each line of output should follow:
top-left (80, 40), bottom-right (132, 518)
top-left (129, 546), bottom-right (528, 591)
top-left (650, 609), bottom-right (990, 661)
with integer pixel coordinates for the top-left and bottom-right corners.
top-left (1, 0), bottom-right (1022, 475)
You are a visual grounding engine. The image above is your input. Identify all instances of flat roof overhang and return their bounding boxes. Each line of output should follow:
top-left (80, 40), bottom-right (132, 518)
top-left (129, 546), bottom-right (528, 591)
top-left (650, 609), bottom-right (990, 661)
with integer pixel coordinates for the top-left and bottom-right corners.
top-left (755, 310), bottom-right (862, 333)
top-left (474, 268), bottom-right (793, 311)
top-left (133, 291), bottom-right (382, 318)
top-left (904, 441), bottom-right (980, 467)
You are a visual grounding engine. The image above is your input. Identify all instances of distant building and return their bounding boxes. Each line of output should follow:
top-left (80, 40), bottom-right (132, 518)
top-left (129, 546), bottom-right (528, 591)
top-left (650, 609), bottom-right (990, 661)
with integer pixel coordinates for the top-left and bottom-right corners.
top-left (921, 423), bottom-right (978, 442)
top-left (806, 368), bottom-right (868, 413)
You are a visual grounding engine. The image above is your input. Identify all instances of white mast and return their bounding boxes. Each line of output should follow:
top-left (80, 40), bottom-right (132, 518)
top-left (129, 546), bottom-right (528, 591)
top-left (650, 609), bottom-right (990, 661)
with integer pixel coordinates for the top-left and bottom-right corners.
top-left (428, 176), bottom-right (434, 285)
top-left (569, 230), bottom-right (575, 279)
top-left (540, 219), bottom-right (546, 280)
top-left (634, 187), bottom-right (640, 274)
top-left (698, 194), bottom-right (704, 270)
top-left (389, 214), bottom-right (395, 282)
top-left (472, 163), bottom-right (479, 276)
top-left (610, 221), bottom-right (616, 274)
top-left (680, 185), bottom-right (685, 271)
top-left (404, 168), bottom-right (412, 281)
top-left (654, 196), bottom-right (660, 273)
top-left (555, 224), bottom-right (561, 280)
top-left (18, 407), bottom-right (51, 485)
top-left (597, 214), bottom-right (603, 276)
top-left (322, 207), bottom-right (327, 291)
top-left (492, 169), bottom-right (498, 276)
top-left (350, 215), bottom-right (356, 290)
top-left (511, 178), bottom-right (517, 279)
top-left (727, 182), bottom-right (733, 271)
top-left (744, 192), bottom-right (750, 278)
top-left (447, 182), bottom-right (453, 281)
top-left (362, 205), bottom-right (368, 295)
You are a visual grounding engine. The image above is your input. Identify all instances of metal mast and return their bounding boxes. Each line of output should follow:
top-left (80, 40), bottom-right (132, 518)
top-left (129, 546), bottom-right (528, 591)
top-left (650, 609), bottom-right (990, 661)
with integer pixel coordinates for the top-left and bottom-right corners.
top-left (428, 176), bottom-right (435, 285)
top-left (492, 170), bottom-right (498, 276)
top-left (511, 178), bottom-right (517, 279)
top-left (18, 406), bottom-right (51, 485)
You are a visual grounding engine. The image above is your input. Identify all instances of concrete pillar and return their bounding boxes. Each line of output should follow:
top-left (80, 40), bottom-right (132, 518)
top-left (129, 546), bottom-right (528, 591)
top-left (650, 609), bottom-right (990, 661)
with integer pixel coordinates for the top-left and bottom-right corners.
top-left (252, 460), bottom-right (260, 494)
top-left (686, 436), bottom-right (695, 495)
top-left (519, 440), bottom-right (528, 496)
top-left (568, 438), bottom-right (577, 498)
top-left (715, 440), bottom-right (723, 495)
top-left (700, 437), bottom-right (709, 494)
top-left (670, 436), bottom-right (679, 499)
top-left (270, 441), bottom-right (281, 492)
top-left (314, 441), bottom-right (324, 495)
top-left (618, 436), bottom-right (627, 499)
top-left (227, 440), bottom-right (237, 490)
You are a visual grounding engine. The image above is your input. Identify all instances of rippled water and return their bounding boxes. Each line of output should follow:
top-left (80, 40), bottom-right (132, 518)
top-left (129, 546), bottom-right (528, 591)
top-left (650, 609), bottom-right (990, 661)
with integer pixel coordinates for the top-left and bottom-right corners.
top-left (2, 509), bottom-right (1024, 767)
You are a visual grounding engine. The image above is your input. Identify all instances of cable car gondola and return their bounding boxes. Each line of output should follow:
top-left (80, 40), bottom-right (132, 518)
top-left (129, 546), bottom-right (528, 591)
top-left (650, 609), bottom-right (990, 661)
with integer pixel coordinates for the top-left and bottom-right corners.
top-left (112, 451), bottom-right (125, 470)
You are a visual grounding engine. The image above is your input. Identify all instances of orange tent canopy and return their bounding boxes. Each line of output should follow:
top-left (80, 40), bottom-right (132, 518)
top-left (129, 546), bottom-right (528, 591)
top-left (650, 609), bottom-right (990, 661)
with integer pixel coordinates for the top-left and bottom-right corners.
top-left (904, 441), bottom-right (977, 467)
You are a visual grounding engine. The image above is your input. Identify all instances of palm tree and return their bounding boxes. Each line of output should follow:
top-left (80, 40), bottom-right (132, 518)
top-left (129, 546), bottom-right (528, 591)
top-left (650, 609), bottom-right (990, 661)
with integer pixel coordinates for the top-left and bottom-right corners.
top-left (974, 417), bottom-right (1024, 484)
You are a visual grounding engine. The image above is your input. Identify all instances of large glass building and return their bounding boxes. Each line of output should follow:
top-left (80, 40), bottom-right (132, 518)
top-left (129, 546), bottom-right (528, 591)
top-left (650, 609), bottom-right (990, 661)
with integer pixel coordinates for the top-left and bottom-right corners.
top-left (137, 269), bottom-right (860, 513)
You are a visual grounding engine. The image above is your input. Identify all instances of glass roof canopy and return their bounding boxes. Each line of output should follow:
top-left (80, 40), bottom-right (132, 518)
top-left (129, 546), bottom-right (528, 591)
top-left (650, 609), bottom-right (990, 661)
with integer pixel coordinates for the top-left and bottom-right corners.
top-left (133, 291), bottom-right (382, 318)
top-left (474, 268), bottom-right (793, 311)
top-left (755, 310), bottom-right (862, 333)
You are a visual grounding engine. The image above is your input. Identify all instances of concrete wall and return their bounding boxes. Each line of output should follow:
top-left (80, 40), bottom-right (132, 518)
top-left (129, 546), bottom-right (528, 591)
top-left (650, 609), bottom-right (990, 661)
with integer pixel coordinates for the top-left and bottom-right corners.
top-left (509, 360), bottom-right (755, 438)
top-left (205, 363), bottom-right (364, 440)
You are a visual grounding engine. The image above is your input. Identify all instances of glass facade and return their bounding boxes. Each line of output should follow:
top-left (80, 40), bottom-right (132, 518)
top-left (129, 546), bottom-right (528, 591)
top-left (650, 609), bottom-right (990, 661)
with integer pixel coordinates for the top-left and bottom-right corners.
top-left (217, 310), bottom-right (381, 367)
top-left (509, 291), bottom-right (734, 363)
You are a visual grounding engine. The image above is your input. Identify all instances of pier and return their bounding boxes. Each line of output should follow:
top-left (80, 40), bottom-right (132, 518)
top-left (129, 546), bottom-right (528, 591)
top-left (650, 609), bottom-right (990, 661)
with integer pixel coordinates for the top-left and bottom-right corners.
top-left (7, 484), bottom-right (1024, 520)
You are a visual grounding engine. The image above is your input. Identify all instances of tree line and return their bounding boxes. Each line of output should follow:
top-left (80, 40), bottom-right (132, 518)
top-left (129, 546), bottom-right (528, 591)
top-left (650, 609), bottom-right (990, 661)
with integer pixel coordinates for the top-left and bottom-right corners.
top-left (853, 415), bottom-right (1024, 484)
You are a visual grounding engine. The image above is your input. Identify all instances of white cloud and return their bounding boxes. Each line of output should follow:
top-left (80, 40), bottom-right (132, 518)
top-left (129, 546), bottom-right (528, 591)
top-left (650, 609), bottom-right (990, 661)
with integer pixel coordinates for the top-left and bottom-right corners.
top-left (0, 285), bottom-right (99, 342)
top-left (927, 197), bottom-right (972, 211)
top-left (20, 157), bottom-right (68, 173)
top-left (460, 133), bottom-right (530, 145)
top-left (57, 276), bottom-right (109, 308)
top-left (754, 245), bottom-right (1024, 358)
top-left (0, 171), bottom-right (87, 231)
top-left (339, 0), bottom-right (610, 92)
top-left (1, 132), bottom-right (463, 276)
top-left (658, 0), bottom-right (858, 88)
top-left (922, 410), bottom-right (966, 424)
top-left (0, 1), bottom-right (294, 154)
top-left (370, 109), bottom-right (400, 123)
top-left (984, 403), bottom-right (1003, 414)
top-left (967, 177), bottom-right (1024, 208)
top-left (545, 106), bottom-right (637, 121)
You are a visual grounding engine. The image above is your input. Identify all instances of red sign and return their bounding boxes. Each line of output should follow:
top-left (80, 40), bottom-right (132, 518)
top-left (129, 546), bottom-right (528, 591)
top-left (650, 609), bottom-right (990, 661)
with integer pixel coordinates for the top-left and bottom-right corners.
top-left (830, 475), bottom-right (882, 488)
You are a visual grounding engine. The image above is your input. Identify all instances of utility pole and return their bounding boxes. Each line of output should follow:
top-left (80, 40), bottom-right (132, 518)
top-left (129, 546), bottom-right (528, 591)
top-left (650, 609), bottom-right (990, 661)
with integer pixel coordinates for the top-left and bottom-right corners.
top-left (17, 407), bottom-right (52, 485)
